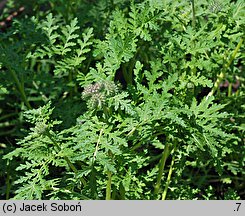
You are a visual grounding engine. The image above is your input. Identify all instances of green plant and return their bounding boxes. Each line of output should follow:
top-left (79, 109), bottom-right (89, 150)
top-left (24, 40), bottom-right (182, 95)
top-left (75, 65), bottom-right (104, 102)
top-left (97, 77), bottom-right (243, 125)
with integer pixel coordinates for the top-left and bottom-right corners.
top-left (0, 0), bottom-right (244, 200)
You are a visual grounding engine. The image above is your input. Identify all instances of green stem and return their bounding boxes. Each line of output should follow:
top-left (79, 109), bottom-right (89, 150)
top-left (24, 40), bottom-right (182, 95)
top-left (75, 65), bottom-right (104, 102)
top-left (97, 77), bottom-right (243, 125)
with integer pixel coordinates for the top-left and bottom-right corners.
top-left (162, 143), bottom-right (177, 200)
top-left (89, 129), bottom-right (103, 198)
top-left (105, 149), bottom-right (113, 200)
top-left (207, 38), bottom-right (243, 98)
top-left (127, 126), bottom-right (136, 137)
top-left (191, 0), bottom-right (196, 28)
top-left (8, 67), bottom-right (32, 109)
top-left (0, 45), bottom-right (30, 108)
top-left (173, 14), bottom-right (187, 30)
top-left (153, 142), bottom-right (170, 196)
top-left (228, 82), bottom-right (232, 97)
top-left (106, 170), bottom-right (112, 200)
top-left (92, 129), bottom-right (103, 164)
top-left (5, 164), bottom-right (11, 200)
top-left (226, 38), bottom-right (243, 69)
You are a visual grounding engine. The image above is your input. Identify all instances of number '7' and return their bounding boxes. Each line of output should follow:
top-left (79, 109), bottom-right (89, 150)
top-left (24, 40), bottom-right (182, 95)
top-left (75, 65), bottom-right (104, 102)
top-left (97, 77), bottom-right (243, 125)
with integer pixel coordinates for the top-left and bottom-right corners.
top-left (235, 203), bottom-right (241, 211)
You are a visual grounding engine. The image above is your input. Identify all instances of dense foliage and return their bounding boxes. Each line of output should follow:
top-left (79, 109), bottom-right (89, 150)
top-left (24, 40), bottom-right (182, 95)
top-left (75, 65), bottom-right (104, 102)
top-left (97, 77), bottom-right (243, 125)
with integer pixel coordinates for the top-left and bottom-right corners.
top-left (0, 0), bottom-right (244, 200)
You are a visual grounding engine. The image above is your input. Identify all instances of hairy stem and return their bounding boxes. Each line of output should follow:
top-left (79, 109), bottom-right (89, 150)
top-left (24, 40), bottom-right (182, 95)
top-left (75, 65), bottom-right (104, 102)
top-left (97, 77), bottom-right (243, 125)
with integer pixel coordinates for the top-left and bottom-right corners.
top-left (106, 149), bottom-right (113, 200)
top-left (92, 129), bottom-right (103, 164)
top-left (5, 163), bottom-right (11, 200)
top-left (88, 129), bottom-right (103, 197)
top-left (106, 170), bottom-right (112, 200)
top-left (191, 0), bottom-right (196, 28)
top-left (207, 38), bottom-right (243, 98)
top-left (162, 142), bottom-right (177, 200)
top-left (228, 82), bottom-right (232, 97)
top-left (154, 142), bottom-right (170, 196)
top-left (8, 67), bottom-right (31, 109)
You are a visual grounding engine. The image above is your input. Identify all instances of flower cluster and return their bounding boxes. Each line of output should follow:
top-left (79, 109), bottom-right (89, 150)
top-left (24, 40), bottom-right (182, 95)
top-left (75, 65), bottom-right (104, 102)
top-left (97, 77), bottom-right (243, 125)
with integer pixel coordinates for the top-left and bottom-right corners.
top-left (34, 122), bottom-right (48, 135)
top-left (82, 81), bottom-right (118, 109)
top-left (82, 82), bottom-right (103, 99)
top-left (209, 1), bottom-right (222, 13)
